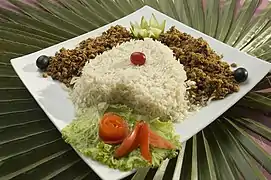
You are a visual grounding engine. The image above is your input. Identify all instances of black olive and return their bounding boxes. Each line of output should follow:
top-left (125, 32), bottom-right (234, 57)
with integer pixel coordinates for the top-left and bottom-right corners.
top-left (36, 55), bottom-right (50, 70)
top-left (234, 67), bottom-right (248, 83)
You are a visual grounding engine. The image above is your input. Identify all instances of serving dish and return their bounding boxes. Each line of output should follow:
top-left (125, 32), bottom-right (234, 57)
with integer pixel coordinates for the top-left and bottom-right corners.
top-left (10, 6), bottom-right (271, 180)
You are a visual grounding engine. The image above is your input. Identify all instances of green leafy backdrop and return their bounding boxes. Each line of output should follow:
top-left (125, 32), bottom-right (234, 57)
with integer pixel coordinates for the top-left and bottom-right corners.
top-left (0, 0), bottom-right (270, 180)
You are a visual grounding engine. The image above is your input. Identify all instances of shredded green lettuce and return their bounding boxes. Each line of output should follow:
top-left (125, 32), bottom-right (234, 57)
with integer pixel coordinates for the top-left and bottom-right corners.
top-left (61, 103), bottom-right (181, 171)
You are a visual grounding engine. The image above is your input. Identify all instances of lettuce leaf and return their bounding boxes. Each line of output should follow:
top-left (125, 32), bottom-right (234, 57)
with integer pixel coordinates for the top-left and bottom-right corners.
top-left (61, 103), bottom-right (108, 150)
top-left (61, 103), bottom-right (181, 171)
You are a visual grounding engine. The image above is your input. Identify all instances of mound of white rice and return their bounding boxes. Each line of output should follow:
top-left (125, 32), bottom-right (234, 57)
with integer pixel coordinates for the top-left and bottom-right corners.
top-left (71, 38), bottom-right (190, 121)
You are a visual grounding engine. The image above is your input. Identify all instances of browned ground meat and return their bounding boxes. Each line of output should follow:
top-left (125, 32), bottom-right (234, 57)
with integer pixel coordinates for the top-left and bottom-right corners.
top-left (158, 26), bottom-right (239, 104)
top-left (45, 25), bottom-right (132, 86)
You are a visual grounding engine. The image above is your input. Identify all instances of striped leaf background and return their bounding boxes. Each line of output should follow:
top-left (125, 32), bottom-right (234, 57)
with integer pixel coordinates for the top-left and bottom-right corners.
top-left (0, 0), bottom-right (270, 180)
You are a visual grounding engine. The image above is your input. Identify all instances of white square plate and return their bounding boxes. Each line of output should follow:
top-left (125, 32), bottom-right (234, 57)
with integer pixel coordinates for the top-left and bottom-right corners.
top-left (11, 6), bottom-right (271, 180)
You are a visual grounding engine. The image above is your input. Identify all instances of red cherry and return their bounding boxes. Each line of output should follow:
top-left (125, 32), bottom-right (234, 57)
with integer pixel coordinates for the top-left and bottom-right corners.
top-left (130, 52), bottom-right (146, 66)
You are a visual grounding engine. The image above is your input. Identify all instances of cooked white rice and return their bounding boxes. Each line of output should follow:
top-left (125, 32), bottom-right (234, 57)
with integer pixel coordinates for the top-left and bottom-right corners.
top-left (71, 38), bottom-right (190, 121)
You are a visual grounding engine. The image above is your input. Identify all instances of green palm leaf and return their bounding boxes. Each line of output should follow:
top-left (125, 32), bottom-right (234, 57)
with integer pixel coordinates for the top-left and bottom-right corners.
top-left (79, 0), bottom-right (119, 21)
top-left (234, 118), bottom-right (271, 141)
top-left (0, 0), bottom-right (270, 180)
top-left (0, 30), bottom-right (53, 48)
top-left (234, 3), bottom-right (271, 50)
top-left (7, 0), bottom-right (87, 35)
top-left (215, 0), bottom-right (237, 42)
top-left (0, 8), bottom-right (75, 39)
top-left (225, 119), bottom-right (271, 172)
top-left (115, 0), bottom-right (136, 14)
top-left (218, 120), bottom-right (267, 180)
top-left (144, 0), bottom-right (161, 12)
top-left (201, 131), bottom-right (217, 180)
top-left (98, 0), bottom-right (127, 18)
top-left (58, 0), bottom-right (110, 24)
top-left (129, 0), bottom-right (144, 10)
top-left (251, 38), bottom-right (271, 57)
top-left (0, 21), bottom-right (67, 42)
top-left (206, 126), bottom-right (239, 180)
top-left (186, 0), bottom-right (205, 32)
top-left (225, 0), bottom-right (261, 46)
top-left (0, 52), bottom-right (24, 64)
top-left (38, 0), bottom-right (101, 30)
top-left (174, 0), bottom-right (191, 26)
top-left (243, 25), bottom-right (271, 54)
top-left (243, 92), bottom-right (271, 111)
top-left (0, 38), bottom-right (41, 53)
top-left (204, 0), bottom-right (219, 37)
top-left (157, 0), bottom-right (179, 20)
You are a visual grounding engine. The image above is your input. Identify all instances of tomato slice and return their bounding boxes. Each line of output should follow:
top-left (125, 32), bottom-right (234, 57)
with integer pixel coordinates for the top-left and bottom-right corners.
top-left (99, 112), bottom-right (129, 145)
top-left (149, 129), bottom-right (175, 149)
top-left (113, 120), bottom-right (175, 162)
top-left (139, 122), bottom-right (152, 163)
top-left (114, 121), bottom-right (143, 158)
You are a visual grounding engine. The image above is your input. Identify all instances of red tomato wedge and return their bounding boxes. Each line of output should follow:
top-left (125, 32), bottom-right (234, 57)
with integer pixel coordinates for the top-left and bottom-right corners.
top-left (139, 123), bottom-right (152, 163)
top-left (113, 120), bottom-right (176, 163)
top-left (149, 129), bottom-right (176, 149)
top-left (114, 121), bottom-right (143, 158)
top-left (99, 112), bottom-right (129, 145)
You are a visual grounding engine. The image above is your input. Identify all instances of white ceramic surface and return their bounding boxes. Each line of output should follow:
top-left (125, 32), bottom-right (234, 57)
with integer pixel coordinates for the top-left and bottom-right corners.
top-left (11, 6), bottom-right (271, 180)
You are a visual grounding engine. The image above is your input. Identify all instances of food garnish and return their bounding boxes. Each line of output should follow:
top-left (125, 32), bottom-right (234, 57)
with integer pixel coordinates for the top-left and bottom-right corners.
top-left (130, 52), bottom-right (146, 66)
top-left (139, 122), bottom-right (152, 163)
top-left (130, 14), bottom-right (166, 39)
top-left (36, 55), bottom-right (50, 70)
top-left (99, 112), bottom-right (129, 144)
top-left (149, 129), bottom-right (175, 149)
top-left (114, 120), bottom-right (175, 163)
top-left (62, 103), bottom-right (180, 171)
top-left (114, 121), bottom-right (142, 158)
top-left (234, 67), bottom-right (248, 83)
